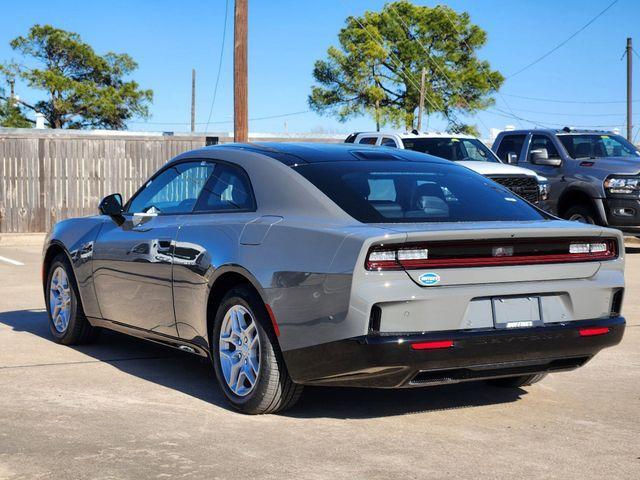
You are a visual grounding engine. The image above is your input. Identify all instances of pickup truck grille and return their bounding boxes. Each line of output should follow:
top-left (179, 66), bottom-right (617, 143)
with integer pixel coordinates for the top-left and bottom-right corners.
top-left (488, 176), bottom-right (539, 204)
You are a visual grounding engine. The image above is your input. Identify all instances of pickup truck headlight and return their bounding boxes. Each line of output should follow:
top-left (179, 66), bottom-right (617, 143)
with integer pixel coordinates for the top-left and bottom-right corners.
top-left (604, 176), bottom-right (640, 195)
top-left (538, 182), bottom-right (549, 201)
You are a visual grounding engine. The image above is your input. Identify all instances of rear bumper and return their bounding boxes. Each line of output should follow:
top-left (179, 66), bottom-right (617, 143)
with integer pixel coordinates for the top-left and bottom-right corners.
top-left (283, 316), bottom-right (625, 388)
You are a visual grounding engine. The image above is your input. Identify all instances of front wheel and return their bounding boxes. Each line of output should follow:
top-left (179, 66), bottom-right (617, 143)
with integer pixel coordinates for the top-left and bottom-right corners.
top-left (564, 204), bottom-right (598, 225)
top-left (211, 285), bottom-right (303, 414)
top-left (485, 373), bottom-right (547, 388)
top-left (45, 254), bottom-right (98, 345)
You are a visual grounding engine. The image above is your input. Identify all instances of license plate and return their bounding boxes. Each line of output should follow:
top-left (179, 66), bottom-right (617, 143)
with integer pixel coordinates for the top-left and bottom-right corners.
top-left (492, 296), bottom-right (543, 329)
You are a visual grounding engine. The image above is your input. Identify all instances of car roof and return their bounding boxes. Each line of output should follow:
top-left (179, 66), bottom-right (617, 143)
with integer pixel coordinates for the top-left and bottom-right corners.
top-left (207, 142), bottom-right (452, 166)
top-left (496, 128), bottom-right (616, 136)
top-left (353, 131), bottom-right (477, 140)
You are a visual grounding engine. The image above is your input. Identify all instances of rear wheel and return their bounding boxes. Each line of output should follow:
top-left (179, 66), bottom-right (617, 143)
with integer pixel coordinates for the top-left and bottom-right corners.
top-left (45, 254), bottom-right (98, 345)
top-left (564, 204), bottom-right (598, 225)
top-left (211, 285), bottom-right (303, 414)
top-left (485, 373), bottom-right (547, 388)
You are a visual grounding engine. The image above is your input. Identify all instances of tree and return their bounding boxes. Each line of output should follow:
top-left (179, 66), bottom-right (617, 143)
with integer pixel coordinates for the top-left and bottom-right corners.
top-left (1, 25), bottom-right (152, 129)
top-left (0, 89), bottom-right (31, 128)
top-left (308, 1), bottom-right (503, 132)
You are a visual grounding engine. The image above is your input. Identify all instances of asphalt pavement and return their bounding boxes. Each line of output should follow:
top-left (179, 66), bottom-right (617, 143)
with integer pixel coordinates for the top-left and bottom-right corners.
top-left (0, 235), bottom-right (638, 480)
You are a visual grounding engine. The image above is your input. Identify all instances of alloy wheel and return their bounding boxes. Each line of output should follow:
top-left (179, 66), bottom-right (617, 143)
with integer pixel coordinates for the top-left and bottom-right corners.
top-left (49, 266), bottom-right (72, 333)
top-left (218, 305), bottom-right (261, 397)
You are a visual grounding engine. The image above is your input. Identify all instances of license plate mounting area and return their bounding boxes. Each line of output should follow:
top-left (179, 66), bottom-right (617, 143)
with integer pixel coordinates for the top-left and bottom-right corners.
top-left (491, 296), bottom-right (543, 329)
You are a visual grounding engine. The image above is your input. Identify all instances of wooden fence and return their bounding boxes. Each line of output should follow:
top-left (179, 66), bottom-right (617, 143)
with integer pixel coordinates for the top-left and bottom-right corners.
top-left (0, 131), bottom-right (208, 233)
top-left (0, 129), bottom-right (344, 233)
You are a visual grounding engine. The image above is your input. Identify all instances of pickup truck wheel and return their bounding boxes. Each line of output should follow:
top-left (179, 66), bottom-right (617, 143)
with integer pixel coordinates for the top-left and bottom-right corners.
top-left (485, 373), bottom-right (547, 388)
top-left (564, 205), bottom-right (597, 225)
top-left (211, 285), bottom-right (303, 414)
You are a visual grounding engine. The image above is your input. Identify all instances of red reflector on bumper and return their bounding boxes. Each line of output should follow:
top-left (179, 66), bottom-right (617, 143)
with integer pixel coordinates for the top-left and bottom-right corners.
top-left (265, 304), bottom-right (280, 337)
top-left (579, 327), bottom-right (610, 337)
top-left (411, 340), bottom-right (454, 350)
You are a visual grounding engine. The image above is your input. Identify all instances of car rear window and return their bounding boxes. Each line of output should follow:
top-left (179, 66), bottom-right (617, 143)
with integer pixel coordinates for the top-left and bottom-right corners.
top-left (401, 137), bottom-right (500, 162)
top-left (294, 161), bottom-right (546, 223)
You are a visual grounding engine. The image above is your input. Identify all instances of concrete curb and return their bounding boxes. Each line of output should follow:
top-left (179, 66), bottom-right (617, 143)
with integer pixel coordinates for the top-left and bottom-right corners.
top-left (0, 233), bottom-right (46, 247)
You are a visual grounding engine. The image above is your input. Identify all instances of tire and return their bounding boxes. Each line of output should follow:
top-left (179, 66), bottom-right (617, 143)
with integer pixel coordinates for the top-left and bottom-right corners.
top-left (211, 285), bottom-right (303, 414)
top-left (564, 204), bottom-right (598, 225)
top-left (485, 373), bottom-right (547, 388)
top-left (45, 253), bottom-right (99, 345)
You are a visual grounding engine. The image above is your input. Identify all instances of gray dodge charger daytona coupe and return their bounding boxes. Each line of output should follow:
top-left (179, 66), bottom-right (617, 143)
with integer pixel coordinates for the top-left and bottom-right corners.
top-left (43, 143), bottom-right (626, 414)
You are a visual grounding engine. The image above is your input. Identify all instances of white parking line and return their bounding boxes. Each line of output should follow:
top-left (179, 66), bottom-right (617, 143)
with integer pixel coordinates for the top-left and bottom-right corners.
top-left (0, 255), bottom-right (24, 266)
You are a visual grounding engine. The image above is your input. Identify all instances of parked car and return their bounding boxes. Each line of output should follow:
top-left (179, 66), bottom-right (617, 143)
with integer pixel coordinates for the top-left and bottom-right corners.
top-left (345, 131), bottom-right (549, 206)
top-left (43, 143), bottom-right (625, 414)
top-left (492, 127), bottom-right (640, 234)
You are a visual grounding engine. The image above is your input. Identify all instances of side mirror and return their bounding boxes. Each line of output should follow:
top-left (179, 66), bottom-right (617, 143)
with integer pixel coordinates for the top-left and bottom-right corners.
top-left (99, 193), bottom-right (124, 216)
top-left (506, 152), bottom-right (518, 164)
top-left (530, 148), bottom-right (562, 167)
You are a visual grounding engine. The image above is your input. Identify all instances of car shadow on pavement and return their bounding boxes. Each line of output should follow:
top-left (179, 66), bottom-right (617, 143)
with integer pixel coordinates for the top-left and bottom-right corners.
top-left (625, 246), bottom-right (640, 254)
top-left (0, 309), bottom-right (527, 419)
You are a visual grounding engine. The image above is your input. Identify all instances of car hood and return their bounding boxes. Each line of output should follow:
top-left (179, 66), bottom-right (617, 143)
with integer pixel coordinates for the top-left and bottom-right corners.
top-left (577, 156), bottom-right (640, 174)
top-left (457, 161), bottom-right (539, 178)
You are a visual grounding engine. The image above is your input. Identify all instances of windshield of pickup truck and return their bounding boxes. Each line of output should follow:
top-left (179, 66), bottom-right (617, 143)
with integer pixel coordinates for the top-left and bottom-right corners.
top-left (558, 134), bottom-right (640, 159)
top-left (401, 137), bottom-right (500, 163)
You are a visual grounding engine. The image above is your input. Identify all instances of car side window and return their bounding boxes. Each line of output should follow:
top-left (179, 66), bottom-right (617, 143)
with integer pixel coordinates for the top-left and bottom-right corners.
top-left (127, 161), bottom-right (214, 214)
top-left (194, 162), bottom-right (255, 212)
top-left (529, 135), bottom-right (560, 159)
top-left (380, 137), bottom-right (398, 147)
top-left (496, 134), bottom-right (526, 162)
top-left (358, 137), bottom-right (377, 145)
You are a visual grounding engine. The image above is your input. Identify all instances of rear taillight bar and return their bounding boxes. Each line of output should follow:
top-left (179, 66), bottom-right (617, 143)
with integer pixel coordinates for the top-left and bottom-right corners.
top-left (365, 238), bottom-right (618, 271)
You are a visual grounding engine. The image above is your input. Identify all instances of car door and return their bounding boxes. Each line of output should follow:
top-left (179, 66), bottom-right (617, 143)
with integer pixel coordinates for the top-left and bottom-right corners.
top-left (92, 160), bottom-right (215, 334)
top-left (495, 133), bottom-right (527, 164)
top-left (171, 161), bottom-right (257, 343)
top-left (524, 134), bottom-right (564, 209)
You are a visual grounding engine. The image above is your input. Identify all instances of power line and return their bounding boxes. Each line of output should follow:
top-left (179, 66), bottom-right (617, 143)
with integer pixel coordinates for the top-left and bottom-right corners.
top-left (434, 5), bottom-right (521, 128)
top-left (349, 14), bottom-right (446, 125)
top-left (502, 92), bottom-right (637, 104)
top-left (489, 106), bottom-right (627, 129)
top-left (387, 4), bottom-right (492, 132)
top-left (204, 0), bottom-right (230, 133)
top-left (496, 106), bottom-right (637, 117)
top-left (130, 109), bottom-right (311, 127)
top-left (508, 0), bottom-right (619, 78)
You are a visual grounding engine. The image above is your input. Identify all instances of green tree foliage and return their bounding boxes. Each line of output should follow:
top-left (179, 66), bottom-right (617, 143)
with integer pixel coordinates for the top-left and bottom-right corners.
top-left (309, 1), bottom-right (503, 131)
top-left (2, 25), bottom-right (152, 129)
top-left (0, 89), bottom-right (31, 128)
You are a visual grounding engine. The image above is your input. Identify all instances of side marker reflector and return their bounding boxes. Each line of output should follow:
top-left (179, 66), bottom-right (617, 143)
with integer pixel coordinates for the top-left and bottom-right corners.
top-left (579, 327), bottom-right (610, 337)
top-left (411, 340), bottom-right (454, 350)
top-left (265, 304), bottom-right (280, 337)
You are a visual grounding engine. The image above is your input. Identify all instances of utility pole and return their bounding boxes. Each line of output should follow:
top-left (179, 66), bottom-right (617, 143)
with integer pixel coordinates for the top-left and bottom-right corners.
top-left (417, 67), bottom-right (426, 132)
top-left (191, 69), bottom-right (196, 133)
top-left (234, 0), bottom-right (248, 142)
top-left (626, 37), bottom-right (633, 141)
top-left (375, 99), bottom-right (380, 132)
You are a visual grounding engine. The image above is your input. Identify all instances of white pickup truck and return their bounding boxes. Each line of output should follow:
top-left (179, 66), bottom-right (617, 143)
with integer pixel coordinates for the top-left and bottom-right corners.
top-left (346, 131), bottom-right (549, 206)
